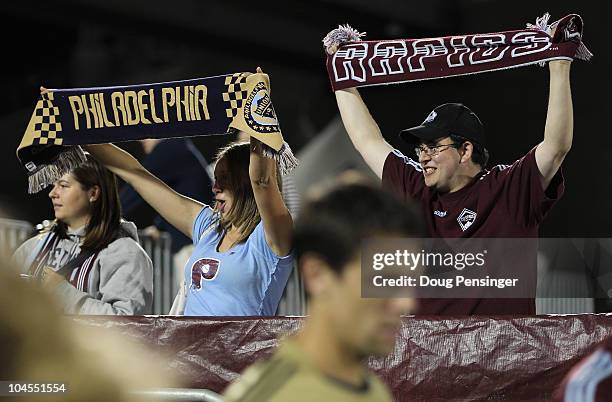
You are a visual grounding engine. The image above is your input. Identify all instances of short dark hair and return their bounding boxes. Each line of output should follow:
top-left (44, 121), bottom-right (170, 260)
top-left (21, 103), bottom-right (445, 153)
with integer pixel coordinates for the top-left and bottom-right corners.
top-left (449, 134), bottom-right (489, 168)
top-left (293, 177), bottom-right (424, 274)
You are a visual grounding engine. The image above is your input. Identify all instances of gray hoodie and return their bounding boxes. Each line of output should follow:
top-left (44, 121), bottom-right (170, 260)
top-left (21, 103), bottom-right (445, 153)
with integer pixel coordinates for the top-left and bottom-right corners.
top-left (13, 220), bottom-right (153, 315)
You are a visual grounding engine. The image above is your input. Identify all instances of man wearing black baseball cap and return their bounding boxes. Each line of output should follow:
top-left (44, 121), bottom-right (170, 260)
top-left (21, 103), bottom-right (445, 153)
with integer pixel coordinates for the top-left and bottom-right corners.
top-left (332, 60), bottom-right (572, 315)
top-left (398, 103), bottom-right (489, 194)
top-left (400, 102), bottom-right (486, 146)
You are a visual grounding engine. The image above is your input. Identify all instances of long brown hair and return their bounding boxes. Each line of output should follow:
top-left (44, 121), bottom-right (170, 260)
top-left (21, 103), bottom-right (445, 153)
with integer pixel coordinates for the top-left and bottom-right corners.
top-left (54, 155), bottom-right (122, 250)
top-left (214, 141), bottom-right (282, 244)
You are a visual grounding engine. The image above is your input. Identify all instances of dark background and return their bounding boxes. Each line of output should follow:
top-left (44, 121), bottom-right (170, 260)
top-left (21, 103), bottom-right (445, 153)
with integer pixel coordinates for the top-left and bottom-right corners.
top-left (1, 0), bottom-right (609, 236)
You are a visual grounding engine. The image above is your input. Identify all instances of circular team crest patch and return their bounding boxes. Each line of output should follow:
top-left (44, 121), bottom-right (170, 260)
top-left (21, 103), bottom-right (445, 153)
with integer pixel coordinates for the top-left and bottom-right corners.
top-left (243, 81), bottom-right (280, 134)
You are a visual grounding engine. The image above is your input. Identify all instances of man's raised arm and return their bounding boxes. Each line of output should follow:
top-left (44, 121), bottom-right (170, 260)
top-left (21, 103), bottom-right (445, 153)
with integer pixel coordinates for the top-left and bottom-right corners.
top-left (335, 88), bottom-right (393, 178)
top-left (535, 60), bottom-right (573, 190)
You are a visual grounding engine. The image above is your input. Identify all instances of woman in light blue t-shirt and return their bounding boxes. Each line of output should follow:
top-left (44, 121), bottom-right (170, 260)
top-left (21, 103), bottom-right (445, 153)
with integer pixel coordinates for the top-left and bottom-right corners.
top-left (86, 136), bottom-right (294, 316)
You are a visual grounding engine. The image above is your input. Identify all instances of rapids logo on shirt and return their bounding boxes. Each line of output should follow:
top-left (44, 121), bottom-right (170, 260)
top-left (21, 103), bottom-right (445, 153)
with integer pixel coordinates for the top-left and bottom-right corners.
top-left (423, 110), bottom-right (437, 124)
top-left (457, 208), bottom-right (477, 231)
top-left (190, 258), bottom-right (221, 291)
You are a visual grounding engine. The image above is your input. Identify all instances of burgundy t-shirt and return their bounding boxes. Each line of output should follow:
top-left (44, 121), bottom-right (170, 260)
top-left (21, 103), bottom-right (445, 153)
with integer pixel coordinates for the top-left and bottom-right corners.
top-left (382, 147), bottom-right (565, 315)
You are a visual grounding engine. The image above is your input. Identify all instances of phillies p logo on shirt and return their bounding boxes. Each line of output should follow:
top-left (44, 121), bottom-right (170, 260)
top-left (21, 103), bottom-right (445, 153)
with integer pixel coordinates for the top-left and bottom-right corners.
top-left (190, 258), bottom-right (221, 291)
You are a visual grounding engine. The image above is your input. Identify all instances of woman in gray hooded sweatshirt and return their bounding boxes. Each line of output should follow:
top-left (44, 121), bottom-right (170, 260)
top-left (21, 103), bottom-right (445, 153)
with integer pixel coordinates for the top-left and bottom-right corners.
top-left (13, 155), bottom-right (153, 315)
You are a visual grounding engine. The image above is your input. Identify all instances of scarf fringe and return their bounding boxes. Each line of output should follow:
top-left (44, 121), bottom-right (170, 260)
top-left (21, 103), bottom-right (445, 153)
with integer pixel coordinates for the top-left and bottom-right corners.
top-left (575, 41), bottom-right (594, 61)
top-left (27, 146), bottom-right (87, 193)
top-left (527, 12), bottom-right (552, 34)
top-left (528, 12), bottom-right (593, 63)
top-left (528, 12), bottom-right (555, 67)
top-left (322, 24), bottom-right (366, 55)
top-left (262, 142), bottom-right (298, 175)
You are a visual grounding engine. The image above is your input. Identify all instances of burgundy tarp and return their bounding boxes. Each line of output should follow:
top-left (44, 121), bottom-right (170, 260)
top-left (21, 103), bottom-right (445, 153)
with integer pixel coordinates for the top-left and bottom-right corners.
top-left (72, 315), bottom-right (612, 401)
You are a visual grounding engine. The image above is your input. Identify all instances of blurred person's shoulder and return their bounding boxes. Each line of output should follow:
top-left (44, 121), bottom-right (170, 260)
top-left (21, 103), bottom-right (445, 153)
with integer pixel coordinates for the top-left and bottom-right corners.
top-left (223, 340), bottom-right (300, 402)
top-left (223, 339), bottom-right (393, 402)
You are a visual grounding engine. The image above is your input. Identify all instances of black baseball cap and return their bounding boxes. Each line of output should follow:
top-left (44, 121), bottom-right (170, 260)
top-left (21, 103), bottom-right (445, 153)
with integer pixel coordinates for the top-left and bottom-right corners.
top-left (399, 103), bottom-right (486, 147)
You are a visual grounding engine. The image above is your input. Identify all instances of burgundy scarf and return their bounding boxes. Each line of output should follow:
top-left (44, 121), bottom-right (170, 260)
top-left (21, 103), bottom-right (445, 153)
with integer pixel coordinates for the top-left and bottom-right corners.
top-left (27, 230), bottom-right (100, 292)
top-left (323, 13), bottom-right (592, 91)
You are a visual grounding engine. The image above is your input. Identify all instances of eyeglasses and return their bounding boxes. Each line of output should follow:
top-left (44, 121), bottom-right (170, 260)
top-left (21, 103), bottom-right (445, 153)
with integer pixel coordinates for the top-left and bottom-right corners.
top-left (414, 143), bottom-right (460, 158)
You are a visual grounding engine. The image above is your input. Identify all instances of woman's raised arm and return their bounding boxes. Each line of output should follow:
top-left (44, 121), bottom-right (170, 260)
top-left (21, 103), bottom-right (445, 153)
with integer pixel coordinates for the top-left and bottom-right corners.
top-left (248, 137), bottom-right (292, 256)
top-left (86, 144), bottom-right (205, 238)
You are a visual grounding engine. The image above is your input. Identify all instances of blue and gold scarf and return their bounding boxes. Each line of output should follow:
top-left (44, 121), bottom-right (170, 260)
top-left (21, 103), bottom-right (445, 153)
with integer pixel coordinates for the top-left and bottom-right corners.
top-left (17, 72), bottom-right (297, 192)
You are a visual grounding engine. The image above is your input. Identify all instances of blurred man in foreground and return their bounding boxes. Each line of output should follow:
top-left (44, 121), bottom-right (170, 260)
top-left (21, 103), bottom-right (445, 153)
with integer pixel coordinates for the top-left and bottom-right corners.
top-left (224, 175), bottom-right (423, 402)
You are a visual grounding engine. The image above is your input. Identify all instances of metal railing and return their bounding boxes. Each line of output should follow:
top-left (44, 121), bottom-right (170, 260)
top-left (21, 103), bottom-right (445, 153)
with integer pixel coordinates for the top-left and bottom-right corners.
top-left (130, 387), bottom-right (222, 402)
top-left (277, 261), bottom-right (306, 316)
top-left (0, 218), bottom-right (34, 260)
top-left (138, 231), bottom-right (175, 315)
